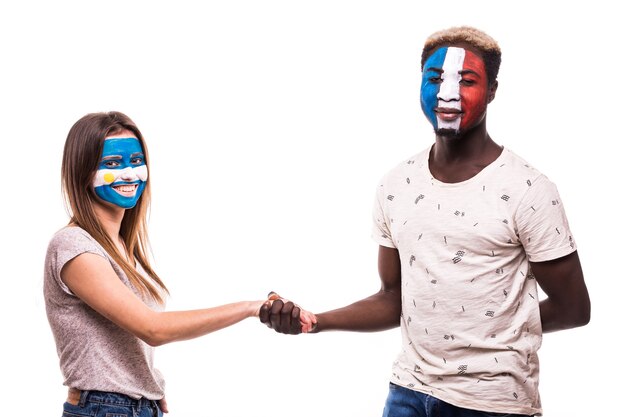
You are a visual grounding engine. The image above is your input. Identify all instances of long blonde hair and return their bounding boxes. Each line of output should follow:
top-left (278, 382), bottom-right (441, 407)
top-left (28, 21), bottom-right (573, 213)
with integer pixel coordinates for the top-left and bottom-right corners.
top-left (61, 111), bottom-right (168, 303)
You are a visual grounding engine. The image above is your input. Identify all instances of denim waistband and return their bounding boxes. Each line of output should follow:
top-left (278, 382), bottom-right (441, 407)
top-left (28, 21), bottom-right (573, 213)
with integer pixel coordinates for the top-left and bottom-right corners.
top-left (78, 390), bottom-right (158, 409)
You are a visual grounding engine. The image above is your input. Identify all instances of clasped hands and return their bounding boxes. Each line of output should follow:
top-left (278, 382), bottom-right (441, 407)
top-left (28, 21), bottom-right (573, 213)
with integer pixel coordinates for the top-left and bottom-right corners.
top-left (259, 291), bottom-right (317, 334)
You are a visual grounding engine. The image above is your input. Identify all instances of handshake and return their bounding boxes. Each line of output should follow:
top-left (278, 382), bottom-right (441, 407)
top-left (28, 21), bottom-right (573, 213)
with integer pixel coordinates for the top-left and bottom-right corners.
top-left (259, 291), bottom-right (317, 335)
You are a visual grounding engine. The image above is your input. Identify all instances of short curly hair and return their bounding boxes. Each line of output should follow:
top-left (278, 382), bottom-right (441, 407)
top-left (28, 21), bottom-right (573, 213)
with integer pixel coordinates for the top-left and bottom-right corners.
top-left (421, 26), bottom-right (501, 86)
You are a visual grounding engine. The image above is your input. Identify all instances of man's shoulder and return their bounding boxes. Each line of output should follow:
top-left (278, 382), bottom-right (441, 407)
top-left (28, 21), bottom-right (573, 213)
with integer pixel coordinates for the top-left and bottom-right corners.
top-left (500, 148), bottom-right (545, 180)
top-left (379, 147), bottom-right (430, 180)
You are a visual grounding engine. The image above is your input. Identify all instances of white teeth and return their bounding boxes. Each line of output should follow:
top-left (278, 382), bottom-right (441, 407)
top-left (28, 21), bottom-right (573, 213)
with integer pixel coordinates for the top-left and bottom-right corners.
top-left (113, 185), bottom-right (137, 193)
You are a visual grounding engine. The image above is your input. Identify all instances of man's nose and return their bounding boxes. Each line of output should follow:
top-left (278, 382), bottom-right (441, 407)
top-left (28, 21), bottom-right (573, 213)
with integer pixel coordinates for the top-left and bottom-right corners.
top-left (437, 79), bottom-right (460, 102)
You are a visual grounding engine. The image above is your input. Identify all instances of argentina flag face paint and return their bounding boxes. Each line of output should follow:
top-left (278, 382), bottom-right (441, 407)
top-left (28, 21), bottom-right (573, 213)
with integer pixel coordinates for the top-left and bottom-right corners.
top-left (420, 46), bottom-right (489, 135)
top-left (93, 137), bottom-right (148, 209)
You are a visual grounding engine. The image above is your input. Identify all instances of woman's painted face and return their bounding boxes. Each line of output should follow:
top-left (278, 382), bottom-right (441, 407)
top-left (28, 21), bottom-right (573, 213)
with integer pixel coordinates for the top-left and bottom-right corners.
top-left (93, 136), bottom-right (148, 209)
top-left (420, 46), bottom-right (490, 136)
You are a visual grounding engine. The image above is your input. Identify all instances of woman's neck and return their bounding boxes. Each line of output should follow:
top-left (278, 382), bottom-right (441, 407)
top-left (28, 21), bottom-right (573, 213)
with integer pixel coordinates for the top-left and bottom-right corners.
top-left (93, 202), bottom-right (125, 242)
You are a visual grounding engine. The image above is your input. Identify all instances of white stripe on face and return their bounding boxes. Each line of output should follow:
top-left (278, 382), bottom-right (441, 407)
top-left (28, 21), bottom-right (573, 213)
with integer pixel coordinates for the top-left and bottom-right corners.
top-left (436, 47), bottom-right (465, 131)
top-left (93, 165), bottom-right (148, 187)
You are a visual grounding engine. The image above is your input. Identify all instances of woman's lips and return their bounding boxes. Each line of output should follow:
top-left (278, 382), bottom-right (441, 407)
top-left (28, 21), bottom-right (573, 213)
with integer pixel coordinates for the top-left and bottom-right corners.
top-left (112, 183), bottom-right (138, 196)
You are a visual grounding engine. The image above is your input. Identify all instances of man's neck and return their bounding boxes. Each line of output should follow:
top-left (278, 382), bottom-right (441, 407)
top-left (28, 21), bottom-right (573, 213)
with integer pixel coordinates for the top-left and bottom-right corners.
top-left (428, 122), bottom-right (502, 183)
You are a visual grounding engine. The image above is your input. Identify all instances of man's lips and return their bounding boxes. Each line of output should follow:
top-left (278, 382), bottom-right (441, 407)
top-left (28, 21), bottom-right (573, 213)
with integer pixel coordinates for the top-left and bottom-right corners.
top-left (435, 107), bottom-right (462, 121)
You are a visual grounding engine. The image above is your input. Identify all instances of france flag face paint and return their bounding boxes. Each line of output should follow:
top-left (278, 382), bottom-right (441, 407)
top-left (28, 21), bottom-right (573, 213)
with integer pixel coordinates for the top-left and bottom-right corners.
top-left (420, 46), bottom-right (489, 135)
top-left (93, 137), bottom-right (148, 209)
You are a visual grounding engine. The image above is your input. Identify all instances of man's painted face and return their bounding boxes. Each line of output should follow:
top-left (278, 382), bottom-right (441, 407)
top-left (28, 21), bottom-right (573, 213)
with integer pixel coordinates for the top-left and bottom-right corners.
top-left (93, 137), bottom-right (148, 209)
top-left (420, 46), bottom-right (490, 135)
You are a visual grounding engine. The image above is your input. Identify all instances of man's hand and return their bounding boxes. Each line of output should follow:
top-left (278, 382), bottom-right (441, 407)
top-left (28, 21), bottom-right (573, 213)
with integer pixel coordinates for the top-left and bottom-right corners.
top-left (259, 291), bottom-right (317, 334)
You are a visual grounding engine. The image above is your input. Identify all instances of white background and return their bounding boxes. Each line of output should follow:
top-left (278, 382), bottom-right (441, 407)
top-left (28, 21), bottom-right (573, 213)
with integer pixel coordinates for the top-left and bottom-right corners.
top-left (1, 1), bottom-right (623, 416)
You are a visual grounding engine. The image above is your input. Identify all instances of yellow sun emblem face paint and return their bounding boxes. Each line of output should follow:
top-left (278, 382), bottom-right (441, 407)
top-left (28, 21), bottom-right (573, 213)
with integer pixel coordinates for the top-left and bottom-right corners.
top-left (103, 172), bottom-right (115, 183)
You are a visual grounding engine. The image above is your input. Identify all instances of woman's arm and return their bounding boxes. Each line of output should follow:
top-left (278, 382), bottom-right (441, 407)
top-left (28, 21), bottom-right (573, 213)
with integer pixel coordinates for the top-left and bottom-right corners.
top-left (62, 252), bottom-right (265, 346)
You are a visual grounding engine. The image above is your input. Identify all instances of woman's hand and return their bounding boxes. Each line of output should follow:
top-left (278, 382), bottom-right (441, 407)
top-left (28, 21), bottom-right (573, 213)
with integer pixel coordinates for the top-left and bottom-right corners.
top-left (159, 396), bottom-right (169, 413)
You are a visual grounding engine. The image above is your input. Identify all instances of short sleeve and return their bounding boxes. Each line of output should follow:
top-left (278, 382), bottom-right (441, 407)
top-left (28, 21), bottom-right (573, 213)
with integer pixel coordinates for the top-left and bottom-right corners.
top-left (45, 227), bottom-right (108, 295)
top-left (514, 175), bottom-right (576, 262)
top-left (371, 180), bottom-right (396, 248)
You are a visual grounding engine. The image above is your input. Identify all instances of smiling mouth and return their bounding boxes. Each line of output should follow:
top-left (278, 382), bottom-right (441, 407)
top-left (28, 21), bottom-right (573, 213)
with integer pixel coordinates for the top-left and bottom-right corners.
top-left (112, 184), bottom-right (138, 196)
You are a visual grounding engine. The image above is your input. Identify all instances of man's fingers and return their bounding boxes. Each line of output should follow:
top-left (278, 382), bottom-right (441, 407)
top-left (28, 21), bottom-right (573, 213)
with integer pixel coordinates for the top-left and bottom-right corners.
top-left (291, 305), bottom-right (300, 320)
top-left (259, 300), bottom-right (271, 325)
top-left (261, 291), bottom-right (308, 335)
top-left (290, 306), bottom-right (302, 334)
top-left (269, 299), bottom-right (285, 331)
top-left (279, 301), bottom-right (296, 334)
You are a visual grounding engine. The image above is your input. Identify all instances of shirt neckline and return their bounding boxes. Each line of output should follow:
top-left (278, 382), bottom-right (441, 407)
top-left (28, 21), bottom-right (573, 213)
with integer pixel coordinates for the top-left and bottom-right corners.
top-left (421, 146), bottom-right (508, 188)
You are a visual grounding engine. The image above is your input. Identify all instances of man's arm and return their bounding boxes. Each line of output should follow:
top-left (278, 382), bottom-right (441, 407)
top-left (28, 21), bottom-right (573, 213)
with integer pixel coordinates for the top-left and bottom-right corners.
top-left (313, 245), bottom-right (402, 332)
top-left (531, 250), bottom-right (590, 333)
top-left (260, 245), bottom-right (402, 334)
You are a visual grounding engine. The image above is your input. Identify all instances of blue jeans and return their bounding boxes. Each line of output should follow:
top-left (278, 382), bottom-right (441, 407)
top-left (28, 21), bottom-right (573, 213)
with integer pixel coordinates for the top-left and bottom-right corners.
top-left (382, 383), bottom-right (531, 417)
top-left (62, 390), bottom-right (162, 417)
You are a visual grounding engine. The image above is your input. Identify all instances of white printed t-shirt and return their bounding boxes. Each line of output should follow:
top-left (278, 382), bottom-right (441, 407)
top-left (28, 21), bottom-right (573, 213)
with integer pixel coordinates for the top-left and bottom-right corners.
top-left (372, 147), bottom-right (576, 416)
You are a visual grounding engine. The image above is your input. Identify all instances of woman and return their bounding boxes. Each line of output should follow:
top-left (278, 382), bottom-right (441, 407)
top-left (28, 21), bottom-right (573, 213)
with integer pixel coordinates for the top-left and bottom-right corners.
top-left (44, 111), bottom-right (280, 416)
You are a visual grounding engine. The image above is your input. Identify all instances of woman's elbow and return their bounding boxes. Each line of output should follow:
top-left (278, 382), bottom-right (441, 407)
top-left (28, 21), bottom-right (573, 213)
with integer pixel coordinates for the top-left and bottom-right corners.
top-left (143, 335), bottom-right (166, 347)
top-left (137, 318), bottom-right (171, 347)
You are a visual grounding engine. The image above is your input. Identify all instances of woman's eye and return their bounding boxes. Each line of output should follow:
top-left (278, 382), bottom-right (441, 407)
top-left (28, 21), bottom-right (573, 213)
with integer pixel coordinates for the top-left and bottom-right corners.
top-left (131, 157), bottom-right (143, 165)
top-left (104, 160), bottom-right (120, 168)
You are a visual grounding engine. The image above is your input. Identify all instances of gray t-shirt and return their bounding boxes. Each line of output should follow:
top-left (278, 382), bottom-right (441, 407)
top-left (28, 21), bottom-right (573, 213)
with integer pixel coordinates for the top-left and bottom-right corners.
top-left (44, 226), bottom-right (165, 399)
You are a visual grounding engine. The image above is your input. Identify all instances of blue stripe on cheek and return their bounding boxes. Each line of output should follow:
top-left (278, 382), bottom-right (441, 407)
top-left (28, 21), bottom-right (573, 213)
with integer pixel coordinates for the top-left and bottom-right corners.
top-left (94, 181), bottom-right (146, 209)
top-left (420, 47), bottom-right (448, 128)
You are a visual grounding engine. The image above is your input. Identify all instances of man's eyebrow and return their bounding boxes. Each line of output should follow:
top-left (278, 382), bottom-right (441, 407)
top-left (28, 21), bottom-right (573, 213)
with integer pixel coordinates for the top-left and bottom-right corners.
top-left (459, 69), bottom-right (481, 77)
top-left (425, 67), bottom-right (443, 74)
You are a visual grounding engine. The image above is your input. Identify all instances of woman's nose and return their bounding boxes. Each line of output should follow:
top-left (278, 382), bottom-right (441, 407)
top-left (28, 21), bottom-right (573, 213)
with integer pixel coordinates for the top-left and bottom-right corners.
top-left (118, 167), bottom-right (138, 181)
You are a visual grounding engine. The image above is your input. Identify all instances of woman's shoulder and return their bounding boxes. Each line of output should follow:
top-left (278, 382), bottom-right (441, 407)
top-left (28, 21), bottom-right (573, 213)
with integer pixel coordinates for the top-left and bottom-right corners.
top-left (44, 226), bottom-right (110, 286)
top-left (47, 226), bottom-right (105, 255)
top-left (50, 225), bottom-right (91, 242)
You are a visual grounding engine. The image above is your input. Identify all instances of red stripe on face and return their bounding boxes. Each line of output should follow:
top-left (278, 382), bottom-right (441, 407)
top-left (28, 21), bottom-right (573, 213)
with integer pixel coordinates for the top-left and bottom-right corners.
top-left (459, 50), bottom-right (489, 130)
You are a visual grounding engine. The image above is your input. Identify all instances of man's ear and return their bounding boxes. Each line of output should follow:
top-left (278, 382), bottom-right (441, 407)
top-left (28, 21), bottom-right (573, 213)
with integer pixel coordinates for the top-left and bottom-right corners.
top-left (488, 81), bottom-right (498, 103)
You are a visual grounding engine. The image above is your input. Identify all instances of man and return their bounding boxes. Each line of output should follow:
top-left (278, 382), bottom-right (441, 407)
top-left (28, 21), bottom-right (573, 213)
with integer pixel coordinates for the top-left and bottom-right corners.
top-left (260, 26), bottom-right (590, 416)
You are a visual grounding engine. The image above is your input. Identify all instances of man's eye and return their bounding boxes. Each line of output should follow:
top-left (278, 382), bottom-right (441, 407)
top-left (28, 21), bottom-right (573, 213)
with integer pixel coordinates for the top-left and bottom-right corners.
top-left (429, 76), bottom-right (442, 83)
top-left (460, 79), bottom-right (476, 86)
top-left (131, 157), bottom-right (143, 165)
